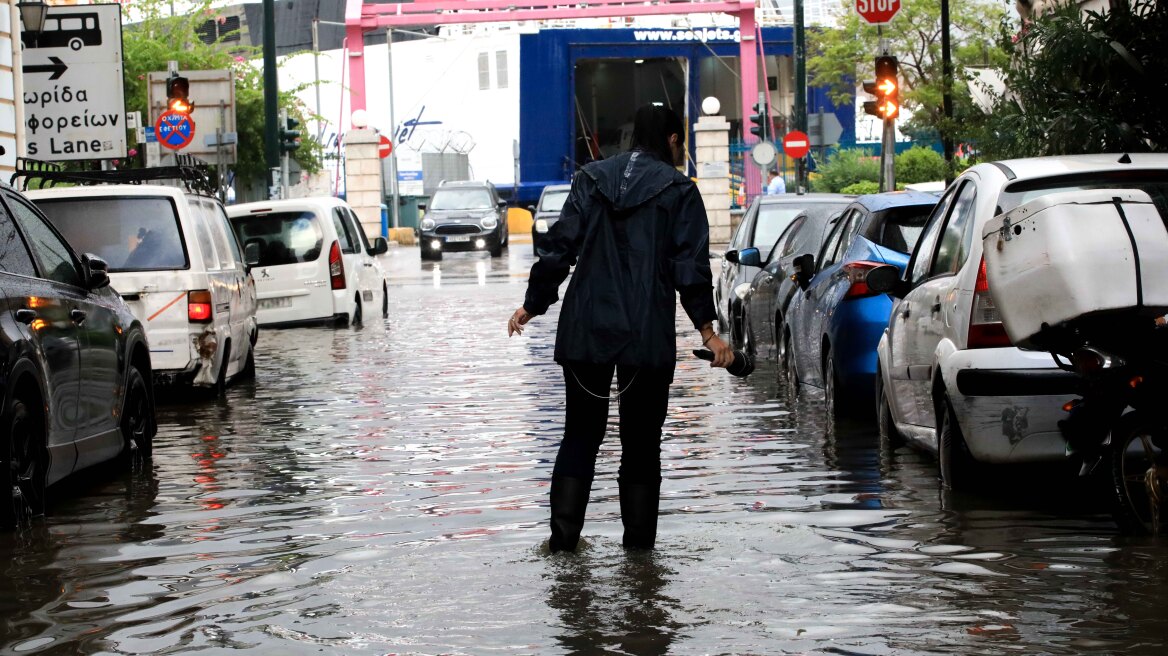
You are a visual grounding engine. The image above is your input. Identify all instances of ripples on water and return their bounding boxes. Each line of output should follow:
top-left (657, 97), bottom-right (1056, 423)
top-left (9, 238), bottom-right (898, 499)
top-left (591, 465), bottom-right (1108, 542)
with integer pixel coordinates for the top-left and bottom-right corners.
top-left (2, 249), bottom-right (1168, 654)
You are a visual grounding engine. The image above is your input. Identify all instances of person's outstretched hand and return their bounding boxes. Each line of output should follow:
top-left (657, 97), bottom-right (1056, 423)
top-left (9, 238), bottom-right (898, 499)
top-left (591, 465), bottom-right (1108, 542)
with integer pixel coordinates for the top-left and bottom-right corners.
top-left (704, 333), bottom-right (734, 368)
top-left (508, 306), bottom-right (532, 336)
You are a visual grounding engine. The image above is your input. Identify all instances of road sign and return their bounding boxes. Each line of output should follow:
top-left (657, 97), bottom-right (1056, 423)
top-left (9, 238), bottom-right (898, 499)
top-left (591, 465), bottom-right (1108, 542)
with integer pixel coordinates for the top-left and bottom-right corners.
top-left (856, 0), bottom-right (901, 25)
top-left (750, 141), bottom-right (777, 167)
top-left (808, 113), bottom-right (844, 147)
top-left (21, 4), bottom-right (127, 161)
top-left (156, 110), bottom-right (196, 151)
top-left (147, 70), bottom-right (237, 163)
top-left (379, 135), bottom-right (393, 158)
top-left (783, 131), bottom-right (811, 159)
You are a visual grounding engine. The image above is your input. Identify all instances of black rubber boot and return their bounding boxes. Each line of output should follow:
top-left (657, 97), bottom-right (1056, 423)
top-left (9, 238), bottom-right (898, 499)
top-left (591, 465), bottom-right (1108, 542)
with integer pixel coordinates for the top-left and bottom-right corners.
top-left (549, 475), bottom-right (592, 553)
top-left (619, 479), bottom-right (661, 550)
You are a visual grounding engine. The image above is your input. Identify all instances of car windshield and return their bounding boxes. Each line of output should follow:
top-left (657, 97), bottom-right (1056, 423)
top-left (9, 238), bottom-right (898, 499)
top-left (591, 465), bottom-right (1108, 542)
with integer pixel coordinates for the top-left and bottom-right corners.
top-left (540, 190), bottom-right (570, 213)
top-left (754, 202), bottom-right (849, 256)
top-left (230, 211), bottom-right (324, 266)
top-left (34, 196), bottom-right (188, 272)
top-left (874, 205), bottom-right (934, 254)
top-left (430, 188), bottom-right (493, 210)
top-left (998, 170), bottom-right (1168, 217)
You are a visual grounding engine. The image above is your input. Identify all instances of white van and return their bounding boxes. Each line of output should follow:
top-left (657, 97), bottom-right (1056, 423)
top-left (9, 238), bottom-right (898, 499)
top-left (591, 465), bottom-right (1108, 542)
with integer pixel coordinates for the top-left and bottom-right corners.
top-left (28, 185), bottom-right (259, 391)
top-left (226, 197), bottom-right (389, 327)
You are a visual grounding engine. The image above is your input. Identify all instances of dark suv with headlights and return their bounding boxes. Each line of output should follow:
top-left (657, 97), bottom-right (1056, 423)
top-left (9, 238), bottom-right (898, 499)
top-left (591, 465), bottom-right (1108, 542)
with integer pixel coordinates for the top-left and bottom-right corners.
top-left (419, 180), bottom-right (509, 260)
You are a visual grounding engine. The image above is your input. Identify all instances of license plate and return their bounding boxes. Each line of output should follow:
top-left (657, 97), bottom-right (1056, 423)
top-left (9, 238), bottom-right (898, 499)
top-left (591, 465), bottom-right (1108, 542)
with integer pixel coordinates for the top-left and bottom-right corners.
top-left (446, 235), bottom-right (471, 243)
top-left (259, 297), bottom-right (292, 310)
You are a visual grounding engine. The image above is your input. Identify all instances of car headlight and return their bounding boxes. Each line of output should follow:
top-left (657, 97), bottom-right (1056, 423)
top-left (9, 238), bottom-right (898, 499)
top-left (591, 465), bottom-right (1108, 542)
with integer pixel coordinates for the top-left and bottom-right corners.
top-left (420, 217), bottom-right (436, 231)
top-left (481, 214), bottom-right (498, 229)
top-left (535, 219), bottom-right (550, 233)
top-left (734, 282), bottom-right (752, 300)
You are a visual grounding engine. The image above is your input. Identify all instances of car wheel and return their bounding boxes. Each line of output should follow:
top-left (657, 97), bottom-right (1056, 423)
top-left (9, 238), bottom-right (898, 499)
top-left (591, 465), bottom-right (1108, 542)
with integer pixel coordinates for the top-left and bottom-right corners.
top-left (824, 349), bottom-right (843, 420)
top-left (2, 396), bottom-right (47, 526)
top-left (120, 365), bottom-right (154, 462)
top-left (352, 298), bottom-right (363, 327)
top-left (729, 304), bottom-right (744, 350)
top-left (382, 283), bottom-right (389, 318)
top-left (211, 342), bottom-right (231, 398)
top-left (876, 368), bottom-right (905, 451)
top-left (781, 331), bottom-right (799, 396)
top-left (239, 339), bottom-right (257, 381)
top-left (489, 243), bottom-right (503, 258)
top-left (939, 395), bottom-right (977, 490)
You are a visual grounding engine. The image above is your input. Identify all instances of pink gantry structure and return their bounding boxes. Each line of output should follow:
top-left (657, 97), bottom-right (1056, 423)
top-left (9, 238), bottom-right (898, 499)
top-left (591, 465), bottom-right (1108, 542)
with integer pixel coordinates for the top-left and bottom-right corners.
top-left (343, 0), bottom-right (763, 130)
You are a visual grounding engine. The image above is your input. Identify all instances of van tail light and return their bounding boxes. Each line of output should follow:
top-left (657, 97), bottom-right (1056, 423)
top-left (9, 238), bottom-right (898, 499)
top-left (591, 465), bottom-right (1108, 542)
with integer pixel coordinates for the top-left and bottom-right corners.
top-left (328, 241), bottom-right (345, 290)
top-left (188, 290), bottom-right (213, 323)
top-left (842, 261), bottom-right (886, 299)
top-left (967, 258), bottom-right (1012, 348)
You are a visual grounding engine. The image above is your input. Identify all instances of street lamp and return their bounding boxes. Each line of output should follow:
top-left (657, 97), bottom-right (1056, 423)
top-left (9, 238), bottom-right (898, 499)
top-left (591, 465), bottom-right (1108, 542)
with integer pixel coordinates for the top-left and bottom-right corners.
top-left (17, 0), bottom-right (49, 36)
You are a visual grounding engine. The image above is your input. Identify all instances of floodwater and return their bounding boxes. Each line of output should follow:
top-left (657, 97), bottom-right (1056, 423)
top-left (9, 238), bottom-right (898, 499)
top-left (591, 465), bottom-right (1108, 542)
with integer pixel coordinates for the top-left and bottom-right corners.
top-left (3, 246), bottom-right (1167, 655)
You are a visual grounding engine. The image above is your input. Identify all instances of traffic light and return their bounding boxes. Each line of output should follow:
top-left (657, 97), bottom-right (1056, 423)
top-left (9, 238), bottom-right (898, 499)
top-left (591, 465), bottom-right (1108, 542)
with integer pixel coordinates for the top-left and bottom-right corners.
top-left (166, 74), bottom-right (192, 114)
top-left (874, 55), bottom-right (899, 119)
top-left (280, 116), bottom-right (301, 154)
top-left (862, 79), bottom-right (882, 118)
top-left (749, 101), bottom-right (768, 140)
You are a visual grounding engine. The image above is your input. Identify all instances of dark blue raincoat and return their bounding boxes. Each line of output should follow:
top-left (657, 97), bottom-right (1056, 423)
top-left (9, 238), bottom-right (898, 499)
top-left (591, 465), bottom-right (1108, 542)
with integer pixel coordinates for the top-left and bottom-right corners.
top-left (523, 150), bottom-right (717, 369)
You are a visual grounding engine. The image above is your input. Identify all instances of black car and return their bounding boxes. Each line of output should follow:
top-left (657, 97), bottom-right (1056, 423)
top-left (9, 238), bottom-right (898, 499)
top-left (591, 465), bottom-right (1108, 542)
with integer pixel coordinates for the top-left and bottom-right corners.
top-left (529, 183), bottom-right (571, 255)
top-left (0, 183), bottom-right (155, 527)
top-left (419, 180), bottom-right (510, 260)
top-left (715, 194), bottom-right (854, 348)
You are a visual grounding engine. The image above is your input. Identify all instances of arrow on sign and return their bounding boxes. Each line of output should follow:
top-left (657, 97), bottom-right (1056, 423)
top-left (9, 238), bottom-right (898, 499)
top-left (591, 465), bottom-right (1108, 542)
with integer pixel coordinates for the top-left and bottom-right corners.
top-left (23, 56), bottom-right (68, 80)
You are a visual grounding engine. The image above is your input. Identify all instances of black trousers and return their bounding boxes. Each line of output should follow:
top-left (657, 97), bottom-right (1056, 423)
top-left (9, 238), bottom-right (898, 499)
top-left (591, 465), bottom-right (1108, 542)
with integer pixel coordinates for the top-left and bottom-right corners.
top-left (552, 361), bottom-right (674, 483)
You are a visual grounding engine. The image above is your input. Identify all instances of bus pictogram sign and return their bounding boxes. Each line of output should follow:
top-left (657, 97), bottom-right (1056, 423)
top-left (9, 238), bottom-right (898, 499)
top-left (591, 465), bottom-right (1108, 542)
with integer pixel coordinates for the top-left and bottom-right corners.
top-left (155, 110), bottom-right (196, 151)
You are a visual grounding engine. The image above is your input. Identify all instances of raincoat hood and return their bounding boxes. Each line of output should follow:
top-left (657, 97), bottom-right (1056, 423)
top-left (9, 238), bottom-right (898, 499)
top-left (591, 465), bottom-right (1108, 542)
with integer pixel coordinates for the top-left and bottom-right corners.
top-left (582, 150), bottom-right (684, 212)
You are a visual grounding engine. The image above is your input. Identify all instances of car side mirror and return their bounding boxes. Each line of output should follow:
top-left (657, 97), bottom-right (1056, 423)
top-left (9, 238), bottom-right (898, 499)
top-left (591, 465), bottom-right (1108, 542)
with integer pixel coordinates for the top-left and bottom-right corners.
top-left (369, 236), bottom-right (389, 256)
top-left (497, 200), bottom-right (508, 208)
top-left (792, 253), bottom-right (815, 290)
top-left (83, 253), bottom-right (110, 290)
top-left (417, 203), bottom-right (427, 212)
top-left (243, 240), bottom-right (262, 269)
top-left (527, 205), bottom-right (536, 213)
top-left (737, 247), bottom-right (762, 267)
top-left (723, 249), bottom-right (740, 264)
top-left (865, 264), bottom-right (901, 295)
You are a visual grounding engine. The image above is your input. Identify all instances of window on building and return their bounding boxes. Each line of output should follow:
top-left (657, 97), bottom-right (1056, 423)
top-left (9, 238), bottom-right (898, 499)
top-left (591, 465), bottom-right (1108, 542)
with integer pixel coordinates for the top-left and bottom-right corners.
top-left (496, 50), bottom-right (509, 89)
top-left (478, 52), bottom-right (490, 90)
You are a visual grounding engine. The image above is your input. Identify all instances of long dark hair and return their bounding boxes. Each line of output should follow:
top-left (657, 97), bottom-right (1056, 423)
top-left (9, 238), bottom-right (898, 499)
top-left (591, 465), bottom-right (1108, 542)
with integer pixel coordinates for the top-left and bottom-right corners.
top-left (630, 104), bottom-right (683, 164)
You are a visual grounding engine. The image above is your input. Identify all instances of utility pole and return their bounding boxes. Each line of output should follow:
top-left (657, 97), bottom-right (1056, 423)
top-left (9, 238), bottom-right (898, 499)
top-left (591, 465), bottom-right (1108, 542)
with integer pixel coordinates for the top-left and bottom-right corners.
top-left (940, 0), bottom-right (955, 185)
top-left (794, 0), bottom-right (807, 191)
top-left (386, 28), bottom-right (401, 231)
top-left (313, 19), bottom-right (323, 141)
top-left (262, 0), bottom-right (280, 198)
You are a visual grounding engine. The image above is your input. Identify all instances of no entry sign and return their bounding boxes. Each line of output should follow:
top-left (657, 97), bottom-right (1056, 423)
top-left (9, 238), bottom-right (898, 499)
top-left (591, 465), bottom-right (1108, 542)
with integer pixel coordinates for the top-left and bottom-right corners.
top-left (379, 135), bottom-right (393, 159)
top-left (156, 110), bottom-right (196, 151)
top-left (856, 0), bottom-right (901, 25)
top-left (783, 131), bottom-right (811, 159)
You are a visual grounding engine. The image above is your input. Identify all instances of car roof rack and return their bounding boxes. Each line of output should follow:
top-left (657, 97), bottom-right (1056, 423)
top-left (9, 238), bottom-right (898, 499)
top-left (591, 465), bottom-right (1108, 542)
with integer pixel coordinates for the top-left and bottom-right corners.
top-left (10, 155), bottom-right (219, 196)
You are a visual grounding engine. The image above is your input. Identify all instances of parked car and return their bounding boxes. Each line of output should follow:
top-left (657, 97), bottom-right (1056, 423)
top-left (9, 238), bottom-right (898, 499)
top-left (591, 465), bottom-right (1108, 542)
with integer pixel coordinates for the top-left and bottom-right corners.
top-left (418, 180), bottom-right (510, 259)
top-left (869, 154), bottom-right (1168, 488)
top-left (0, 182), bottom-right (155, 526)
top-left (782, 192), bottom-right (939, 416)
top-left (27, 182), bottom-right (258, 393)
top-left (227, 197), bottom-right (389, 328)
top-left (739, 207), bottom-right (848, 366)
top-left (530, 183), bottom-right (571, 255)
top-left (717, 194), bottom-right (854, 348)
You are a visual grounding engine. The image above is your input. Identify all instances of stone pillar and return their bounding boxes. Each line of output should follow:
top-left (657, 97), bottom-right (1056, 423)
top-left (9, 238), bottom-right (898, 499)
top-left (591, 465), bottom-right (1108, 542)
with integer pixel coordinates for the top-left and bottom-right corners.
top-left (343, 128), bottom-right (384, 240)
top-left (693, 114), bottom-right (732, 247)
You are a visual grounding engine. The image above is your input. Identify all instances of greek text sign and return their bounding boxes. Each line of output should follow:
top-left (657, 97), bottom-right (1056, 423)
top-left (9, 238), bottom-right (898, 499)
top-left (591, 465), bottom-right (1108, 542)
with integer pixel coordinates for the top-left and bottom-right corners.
top-left (21, 4), bottom-right (127, 161)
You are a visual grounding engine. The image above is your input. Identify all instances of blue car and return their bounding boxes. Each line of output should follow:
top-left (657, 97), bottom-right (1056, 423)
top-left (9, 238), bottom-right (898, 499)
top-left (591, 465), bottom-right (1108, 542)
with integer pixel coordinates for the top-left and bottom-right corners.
top-left (784, 192), bottom-right (939, 417)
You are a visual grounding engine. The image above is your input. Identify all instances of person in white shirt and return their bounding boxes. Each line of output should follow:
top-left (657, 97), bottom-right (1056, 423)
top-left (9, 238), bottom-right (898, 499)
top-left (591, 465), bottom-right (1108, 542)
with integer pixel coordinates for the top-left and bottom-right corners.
top-left (766, 168), bottom-right (786, 195)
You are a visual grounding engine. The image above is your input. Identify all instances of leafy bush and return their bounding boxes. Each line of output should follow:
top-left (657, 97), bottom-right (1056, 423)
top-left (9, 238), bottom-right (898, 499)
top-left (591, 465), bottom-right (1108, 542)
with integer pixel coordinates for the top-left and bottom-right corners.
top-left (840, 181), bottom-right (880, 195)
top-left (810, 149), bottom-right (879, 192)
top-left (894, 146), bottom-right (947, 184)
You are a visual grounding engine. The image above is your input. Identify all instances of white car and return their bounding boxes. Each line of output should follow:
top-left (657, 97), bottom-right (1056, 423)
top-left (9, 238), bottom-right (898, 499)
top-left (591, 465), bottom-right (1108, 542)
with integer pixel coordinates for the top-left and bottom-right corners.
top-left (227, 197), bottom-right (389, 327)
top-left (871, 153), bottom-right (1168, 489)
top-left (29, 183), bottom-right (259, 392)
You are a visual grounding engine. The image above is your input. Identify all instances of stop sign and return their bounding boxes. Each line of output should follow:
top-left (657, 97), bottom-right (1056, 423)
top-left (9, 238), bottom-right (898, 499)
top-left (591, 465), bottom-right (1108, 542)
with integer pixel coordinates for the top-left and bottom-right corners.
top-left (782, 131), bottom-right (811, 159)
top-left (856, 0), bottom-right (900, 24)
top-left (378, 135), bottom-right (393, 159)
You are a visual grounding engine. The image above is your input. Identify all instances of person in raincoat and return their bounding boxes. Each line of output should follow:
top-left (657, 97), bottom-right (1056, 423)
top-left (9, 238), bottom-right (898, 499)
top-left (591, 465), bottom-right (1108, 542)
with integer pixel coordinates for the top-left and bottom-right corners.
top-left (508, 104), bottom-right (733, 552)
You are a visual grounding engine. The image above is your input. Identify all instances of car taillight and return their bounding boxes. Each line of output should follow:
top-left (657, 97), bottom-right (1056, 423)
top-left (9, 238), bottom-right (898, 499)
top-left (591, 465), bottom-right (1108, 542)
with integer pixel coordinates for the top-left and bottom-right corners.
top-left (967, 258), bottom-right (1012, 348)
top-left (842, 261), bottom-right (887, 299)
top-left (328, 241), bottom-right (345, 290)
top-left (188, 290), bottom-right (213, 323)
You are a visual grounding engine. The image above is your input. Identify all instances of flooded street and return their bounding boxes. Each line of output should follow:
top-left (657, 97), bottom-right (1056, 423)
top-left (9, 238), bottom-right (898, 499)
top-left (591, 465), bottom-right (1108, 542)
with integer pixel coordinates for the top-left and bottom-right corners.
top-left (3, 246), bottom-right (1168, 655)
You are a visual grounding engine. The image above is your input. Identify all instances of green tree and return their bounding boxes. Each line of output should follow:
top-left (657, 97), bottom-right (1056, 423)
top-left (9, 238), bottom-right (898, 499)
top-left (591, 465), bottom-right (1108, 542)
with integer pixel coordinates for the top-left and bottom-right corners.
top-left (120, 0), bottom-right (322, 189)
top-left (975, 0), bottom-right (1168, 159)
top-left (894, 145), bottom-right (947, 183)
top-left (810, 148), bottom-right (879, 192)
top-left (807, 0), bottom-right (1010, 153)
